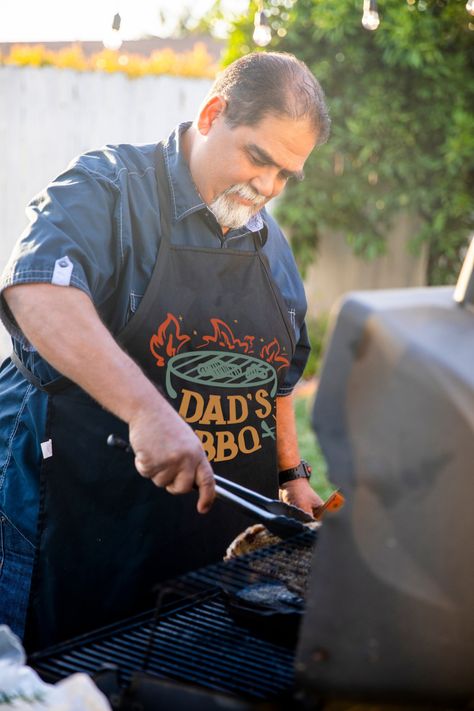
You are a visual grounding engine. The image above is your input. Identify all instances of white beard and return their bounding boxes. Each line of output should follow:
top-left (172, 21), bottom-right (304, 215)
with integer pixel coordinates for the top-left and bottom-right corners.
top-left (209, 183), bottom-right (265, 229)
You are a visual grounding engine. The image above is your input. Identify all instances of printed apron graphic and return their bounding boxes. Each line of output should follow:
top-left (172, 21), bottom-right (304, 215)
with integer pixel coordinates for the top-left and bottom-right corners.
top-left (150, 313), bottom-right (290, 463)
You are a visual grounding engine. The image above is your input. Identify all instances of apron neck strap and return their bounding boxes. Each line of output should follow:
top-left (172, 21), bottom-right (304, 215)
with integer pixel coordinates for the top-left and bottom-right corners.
top-left (155, 143), bottom-right (173, 245)
top-left (252, 230), bottom-right (266, 252)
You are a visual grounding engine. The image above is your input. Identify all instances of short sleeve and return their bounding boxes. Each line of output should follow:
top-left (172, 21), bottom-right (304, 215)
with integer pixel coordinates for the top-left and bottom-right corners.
top-left (0, 165), bottom-right (119, 344)
top-left (277, 320), bottom-right (311, 396)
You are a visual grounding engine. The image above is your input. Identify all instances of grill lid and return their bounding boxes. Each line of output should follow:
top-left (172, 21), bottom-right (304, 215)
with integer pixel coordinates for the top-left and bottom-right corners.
top-left (298, 281), bottom-right (474, 703)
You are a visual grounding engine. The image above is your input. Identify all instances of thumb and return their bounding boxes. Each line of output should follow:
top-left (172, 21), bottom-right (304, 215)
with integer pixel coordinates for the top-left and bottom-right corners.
top-left (195, 460), bottom-right (216, 514)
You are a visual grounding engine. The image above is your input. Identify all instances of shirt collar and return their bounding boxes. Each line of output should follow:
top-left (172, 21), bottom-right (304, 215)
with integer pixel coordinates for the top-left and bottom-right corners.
top-left (162, 123), bottom-right (265, 234)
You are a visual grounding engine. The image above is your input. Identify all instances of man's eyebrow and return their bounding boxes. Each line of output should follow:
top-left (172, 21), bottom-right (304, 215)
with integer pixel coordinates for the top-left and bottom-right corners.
top-left (246, 144), bottom-right (305, 182)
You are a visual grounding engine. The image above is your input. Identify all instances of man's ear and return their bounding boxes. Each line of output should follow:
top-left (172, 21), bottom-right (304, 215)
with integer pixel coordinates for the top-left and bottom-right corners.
top-left (197, 96), bottom-right (227, 135)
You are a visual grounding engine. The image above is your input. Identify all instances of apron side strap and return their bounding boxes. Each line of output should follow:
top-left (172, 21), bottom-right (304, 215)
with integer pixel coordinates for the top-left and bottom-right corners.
top-left (10, 350), bottom-right (72, 395)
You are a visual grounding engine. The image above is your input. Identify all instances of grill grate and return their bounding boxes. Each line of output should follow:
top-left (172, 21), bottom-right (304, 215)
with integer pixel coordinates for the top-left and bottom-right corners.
top-left (30, 529), bottom-right (316, 700)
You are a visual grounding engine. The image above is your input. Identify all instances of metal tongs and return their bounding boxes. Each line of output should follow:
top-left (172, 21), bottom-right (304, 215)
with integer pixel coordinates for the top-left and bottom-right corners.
top-left (213, 473), bottom-right (314, 538)
top-left (107, 433), bottom-right (315, 539)
top-left (214, 478), bottom-right (345, 537)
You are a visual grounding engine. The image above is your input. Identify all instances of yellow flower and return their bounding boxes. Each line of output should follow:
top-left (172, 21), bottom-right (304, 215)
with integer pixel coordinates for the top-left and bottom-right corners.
top-left (4, 43), bottom-right (218, 80)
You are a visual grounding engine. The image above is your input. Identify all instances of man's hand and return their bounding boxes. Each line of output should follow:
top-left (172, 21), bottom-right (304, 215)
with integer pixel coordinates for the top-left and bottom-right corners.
top-left (129, 402), bottom-right (215, 514)
top-left (275, 393), bottom-right (324, 517)
top-left (279, 478), bottom-right (324, 517)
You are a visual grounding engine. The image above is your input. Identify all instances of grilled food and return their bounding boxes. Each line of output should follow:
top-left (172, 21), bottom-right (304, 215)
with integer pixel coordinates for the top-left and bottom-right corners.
top-left (224, 521), bottom-right (319, 598)
top-left (234, 582), bottom-right (304, 610)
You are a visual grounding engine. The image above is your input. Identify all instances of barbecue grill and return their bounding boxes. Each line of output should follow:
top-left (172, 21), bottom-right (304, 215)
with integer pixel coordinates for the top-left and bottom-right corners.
top-left (300, 239), bottom-right (474, 705)
top-left (29, 241), bottom-right (474, 709)
top-left (29, 529), bottom-right (316, 708)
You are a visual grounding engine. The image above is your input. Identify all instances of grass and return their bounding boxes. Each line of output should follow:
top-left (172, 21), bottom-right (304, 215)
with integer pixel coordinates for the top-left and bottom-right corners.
top-left (301, 315), bottom-right (331, 380)
top-left (294, 387), bottom-right (334, 500)
top-left (293, 313), bottom-right (335, 500)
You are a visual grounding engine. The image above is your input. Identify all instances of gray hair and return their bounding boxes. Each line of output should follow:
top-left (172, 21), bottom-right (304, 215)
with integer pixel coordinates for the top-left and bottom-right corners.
top-left (206, 52), bottom-right (330, 146)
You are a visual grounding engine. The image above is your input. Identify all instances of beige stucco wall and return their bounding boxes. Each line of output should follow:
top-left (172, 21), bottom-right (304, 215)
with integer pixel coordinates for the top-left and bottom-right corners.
top-left (0, 66), bottom-right (212, 358)
top-left (304, 213), bottom-right (428, 319)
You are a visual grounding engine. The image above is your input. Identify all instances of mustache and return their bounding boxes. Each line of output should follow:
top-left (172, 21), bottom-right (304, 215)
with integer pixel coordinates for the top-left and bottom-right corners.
top-left (223, 183), bottom-right (266, 206)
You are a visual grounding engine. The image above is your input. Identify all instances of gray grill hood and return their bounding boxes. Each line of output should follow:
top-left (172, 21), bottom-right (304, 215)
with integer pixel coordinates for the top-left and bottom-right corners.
top-left (296, 281), bottom-right (474, 705)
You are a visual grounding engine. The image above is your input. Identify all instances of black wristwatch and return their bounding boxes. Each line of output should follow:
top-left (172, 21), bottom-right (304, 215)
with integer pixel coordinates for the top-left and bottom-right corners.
top-left (278, 460), bottom-right (312, 487)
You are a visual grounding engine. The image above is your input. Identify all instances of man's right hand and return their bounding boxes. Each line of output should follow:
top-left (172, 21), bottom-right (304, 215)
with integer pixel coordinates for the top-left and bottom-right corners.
top-left (129, 401), bottom-right (215, 514)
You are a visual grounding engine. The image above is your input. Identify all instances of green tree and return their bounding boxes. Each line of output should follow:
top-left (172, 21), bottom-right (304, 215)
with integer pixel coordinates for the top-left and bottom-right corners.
top-left (218, 0), bottom-right (474, 284)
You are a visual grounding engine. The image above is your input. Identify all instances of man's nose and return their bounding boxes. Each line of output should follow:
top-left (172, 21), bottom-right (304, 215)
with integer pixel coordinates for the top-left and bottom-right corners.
top-left (250, 170), bottom-right (282, 199)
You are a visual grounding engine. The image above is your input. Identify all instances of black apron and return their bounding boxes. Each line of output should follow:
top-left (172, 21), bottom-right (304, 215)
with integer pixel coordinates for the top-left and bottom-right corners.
top-left (22, 144), bottom-right (296, 651)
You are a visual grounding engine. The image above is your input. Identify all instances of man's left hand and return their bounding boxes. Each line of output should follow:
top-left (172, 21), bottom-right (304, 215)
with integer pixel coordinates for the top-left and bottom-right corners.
top-left (279, 478), bottom-right (324, 518)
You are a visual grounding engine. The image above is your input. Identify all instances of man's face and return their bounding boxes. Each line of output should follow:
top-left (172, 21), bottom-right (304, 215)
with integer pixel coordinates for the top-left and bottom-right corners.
top-left (189, 98), bottom-right (317, 230)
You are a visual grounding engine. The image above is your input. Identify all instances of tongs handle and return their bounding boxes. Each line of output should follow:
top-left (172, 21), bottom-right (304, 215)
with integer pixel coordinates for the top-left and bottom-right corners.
top-left (214, 483), bottom-right (307, 538)
top-left (214, 474), bottom-right (278, 507)
top-left (107, 433), bottom-right (133, 453)
top-left (213, 473), bottom-right (314, 523)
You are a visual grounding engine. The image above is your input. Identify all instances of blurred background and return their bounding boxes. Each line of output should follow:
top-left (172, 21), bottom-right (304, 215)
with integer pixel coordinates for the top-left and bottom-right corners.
top-left (1, 0), bottom-right (473, 494)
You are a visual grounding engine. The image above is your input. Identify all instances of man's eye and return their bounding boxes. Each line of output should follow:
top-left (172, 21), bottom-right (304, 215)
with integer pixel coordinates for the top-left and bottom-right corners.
top-left (248, 154), bottom-right (267, 167)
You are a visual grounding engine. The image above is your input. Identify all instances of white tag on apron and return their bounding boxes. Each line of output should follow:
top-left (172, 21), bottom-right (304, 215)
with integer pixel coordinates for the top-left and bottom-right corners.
top-left (51, 256), bottom-right (73, 286)
top-left (41, 439), bottom-right (53, 459)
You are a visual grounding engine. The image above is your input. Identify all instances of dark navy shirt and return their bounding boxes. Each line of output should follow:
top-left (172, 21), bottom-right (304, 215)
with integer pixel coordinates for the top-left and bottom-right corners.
top-left (0, 123), bottom-right (310, 543)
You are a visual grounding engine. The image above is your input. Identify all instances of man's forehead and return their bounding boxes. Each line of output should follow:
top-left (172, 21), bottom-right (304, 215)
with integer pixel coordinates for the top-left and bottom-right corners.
top-left (238, 114), bottom-right (316, 147)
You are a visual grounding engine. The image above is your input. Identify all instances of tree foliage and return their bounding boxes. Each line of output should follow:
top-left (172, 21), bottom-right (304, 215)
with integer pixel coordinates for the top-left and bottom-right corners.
top-left (219, 0), bottom-right (474, 284)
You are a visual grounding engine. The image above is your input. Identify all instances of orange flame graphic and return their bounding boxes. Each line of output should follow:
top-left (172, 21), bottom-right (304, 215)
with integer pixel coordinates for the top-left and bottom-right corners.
top-left (198, 318), bottom-right (254, 353)
top-left (150, 313), bottom-right (191, 367)
top-left (260, 338), bottom-right (290, 371)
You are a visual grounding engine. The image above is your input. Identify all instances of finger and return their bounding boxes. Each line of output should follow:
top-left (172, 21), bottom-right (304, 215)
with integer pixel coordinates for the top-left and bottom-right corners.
top-left (135, 449), bottom-right (190, 486)
top-left (164, 469), bottom-right (196, 495)
top-left (286, 493), bottom-right (315, 516)
top-left (195, 459), bottom-right (216, 514)
top-left (312, 504), bottom-right (324, 519)
top-left (299, 500), bottom-right (315, 515)
top-left (134, 452), bottom-right (155, 478)
top-left (134, 452), bottom-right (172, 484)
top-left (312, 494), bottom-right (327, 519)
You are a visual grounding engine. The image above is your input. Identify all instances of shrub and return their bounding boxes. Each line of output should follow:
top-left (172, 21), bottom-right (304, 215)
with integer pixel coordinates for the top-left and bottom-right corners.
top-left (2, 42), bottom-right (217, 80)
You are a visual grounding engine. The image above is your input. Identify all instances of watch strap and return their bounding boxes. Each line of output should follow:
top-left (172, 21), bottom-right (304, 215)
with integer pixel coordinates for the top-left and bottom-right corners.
top-left (278, 460), bottom-right (312, 486)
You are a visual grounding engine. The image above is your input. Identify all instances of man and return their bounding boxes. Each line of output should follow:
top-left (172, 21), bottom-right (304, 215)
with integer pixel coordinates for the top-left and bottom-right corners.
top-left (0, 51), bottom-right (330, 650)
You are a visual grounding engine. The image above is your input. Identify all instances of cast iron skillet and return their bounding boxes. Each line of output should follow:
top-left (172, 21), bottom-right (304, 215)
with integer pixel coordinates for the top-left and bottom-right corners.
top-left (222, 581), bottom-right (304, 648)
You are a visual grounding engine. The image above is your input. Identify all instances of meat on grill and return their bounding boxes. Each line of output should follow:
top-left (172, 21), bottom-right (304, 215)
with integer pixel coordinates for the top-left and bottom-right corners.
top-left (224, 522), bottom-right (319, 598)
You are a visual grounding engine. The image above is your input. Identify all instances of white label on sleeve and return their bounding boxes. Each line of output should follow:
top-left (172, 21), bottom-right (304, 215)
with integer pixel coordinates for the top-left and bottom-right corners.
top-left (51, 256), bottom-right (73, 286)
top-left (41, 439), bottom-right (53, 459)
